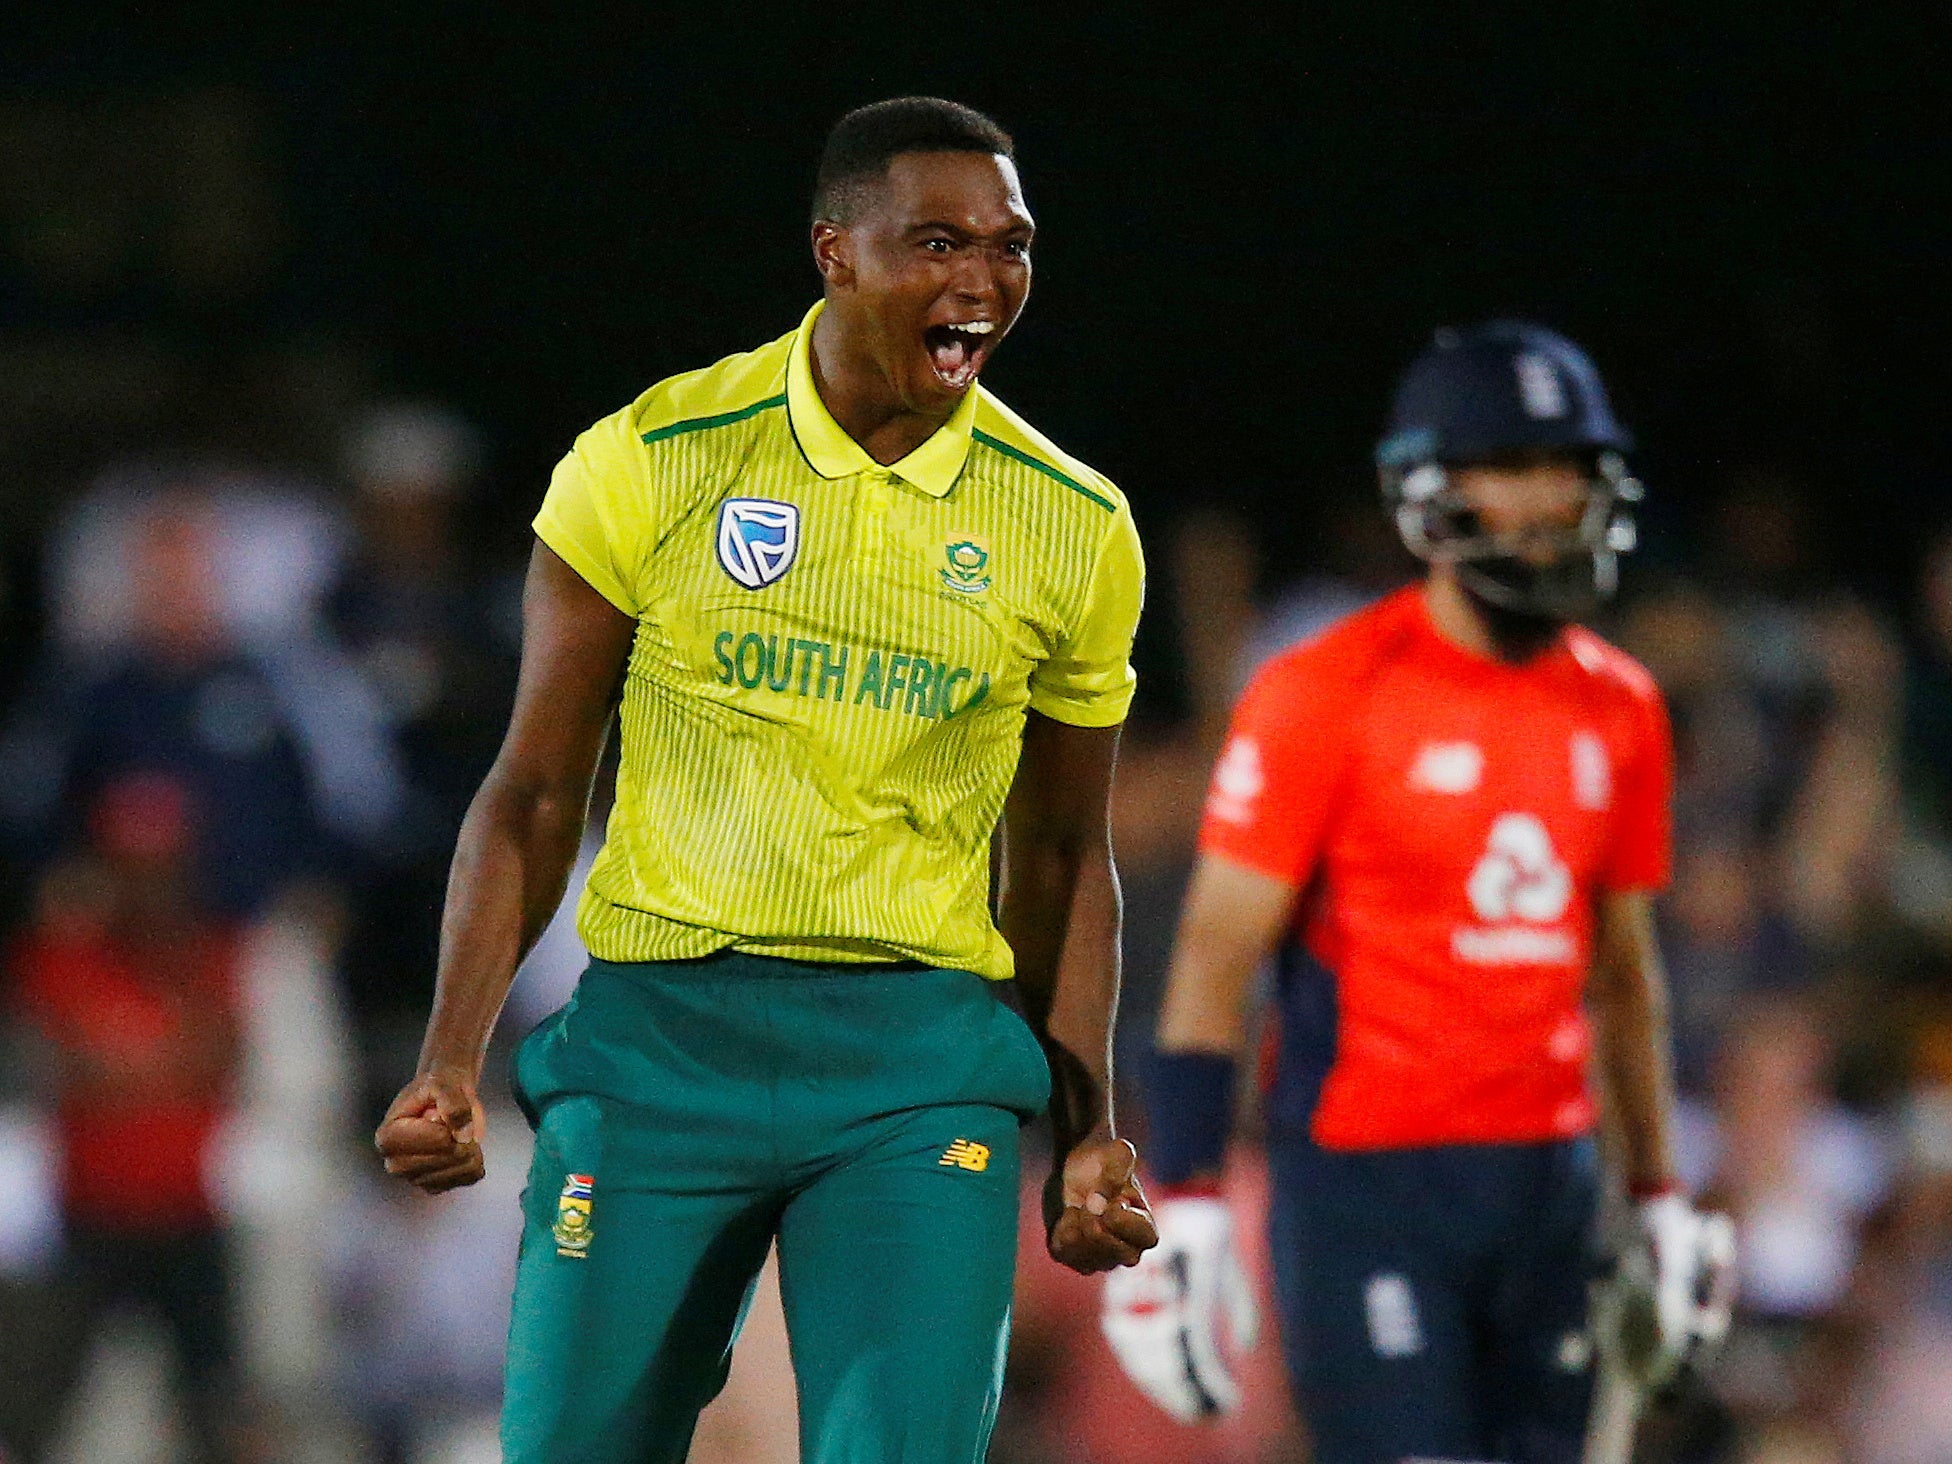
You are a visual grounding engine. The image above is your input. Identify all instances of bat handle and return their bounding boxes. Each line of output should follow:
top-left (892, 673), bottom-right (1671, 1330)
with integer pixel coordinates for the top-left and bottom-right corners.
top-left (1583, 1362), bottom-right (1644, 1464)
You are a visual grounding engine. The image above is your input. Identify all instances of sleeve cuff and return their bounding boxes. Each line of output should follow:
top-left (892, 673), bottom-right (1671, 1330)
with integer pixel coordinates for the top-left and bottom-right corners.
top-left (1026, 674), bottom-right (1137, 729)
top-left (533, 513), bottom-right (638, 618)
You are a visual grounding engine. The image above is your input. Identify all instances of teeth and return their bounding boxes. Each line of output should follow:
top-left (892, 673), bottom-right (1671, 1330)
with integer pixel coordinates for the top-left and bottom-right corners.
top-left (948, 321), bottom-right (995, 335)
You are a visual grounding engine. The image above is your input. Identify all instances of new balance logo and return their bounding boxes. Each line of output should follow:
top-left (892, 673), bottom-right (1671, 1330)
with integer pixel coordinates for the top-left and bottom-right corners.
top-left (1409, 741), bottom-right (1483, 794)
top-left (939, 1139), bottom-right (991, 1172)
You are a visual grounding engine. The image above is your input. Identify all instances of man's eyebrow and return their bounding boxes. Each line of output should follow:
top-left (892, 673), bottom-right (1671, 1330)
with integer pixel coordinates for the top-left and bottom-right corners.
top-left (903, 217), bottom-right (1036, 237)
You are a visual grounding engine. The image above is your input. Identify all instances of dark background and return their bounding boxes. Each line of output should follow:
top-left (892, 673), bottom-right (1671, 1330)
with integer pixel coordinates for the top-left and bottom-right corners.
top-left (4, 3), bottom-right (1948, 650)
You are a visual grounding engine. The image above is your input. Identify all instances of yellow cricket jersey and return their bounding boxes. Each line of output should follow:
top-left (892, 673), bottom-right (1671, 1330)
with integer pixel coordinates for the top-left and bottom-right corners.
top-left (533, 301), bottom-right (1144, 980)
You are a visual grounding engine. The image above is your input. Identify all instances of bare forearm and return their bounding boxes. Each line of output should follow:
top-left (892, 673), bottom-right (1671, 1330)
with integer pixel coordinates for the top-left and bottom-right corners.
top-left (417, 766), bottom-right (596, 1079)
top-left (1144, 855), bottom-right (1296, 1187)
top-left (1155, 947), bottom-right (1255, 1058)
top-left (1155, 854), bottom-right (1290, 1058)
top-left (1003, 838), bottom-right (1122, 1150)
top-left (1590, 959), bottom-right (1680, 1191)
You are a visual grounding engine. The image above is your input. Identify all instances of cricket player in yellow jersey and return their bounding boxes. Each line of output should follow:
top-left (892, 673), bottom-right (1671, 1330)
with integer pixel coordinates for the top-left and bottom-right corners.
top-left (372, 97), bottom-right (1159, 1462)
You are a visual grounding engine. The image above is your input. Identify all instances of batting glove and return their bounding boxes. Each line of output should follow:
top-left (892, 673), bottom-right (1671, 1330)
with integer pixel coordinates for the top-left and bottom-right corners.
top-left (1101, 1194), bottom-right (1260, 1422)
top-left (1596, 1192), bottom-right (1739, 1389)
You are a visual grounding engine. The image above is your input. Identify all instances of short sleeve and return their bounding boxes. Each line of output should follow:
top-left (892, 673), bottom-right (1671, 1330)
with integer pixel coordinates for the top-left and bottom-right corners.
top-left (1197, 652), bottom-right (1357, 888)
top-left (532, 410), bottom-right (650, 618)
top-left (1027, 503), bottom-right (1144, 728)
top-left (1601, 683), bottom-right (1674, 893)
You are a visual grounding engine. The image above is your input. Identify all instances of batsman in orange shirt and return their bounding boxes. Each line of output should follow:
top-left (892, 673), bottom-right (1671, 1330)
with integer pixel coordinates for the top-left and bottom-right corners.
top-left (1105, 322), bottom-right (1734, 1463)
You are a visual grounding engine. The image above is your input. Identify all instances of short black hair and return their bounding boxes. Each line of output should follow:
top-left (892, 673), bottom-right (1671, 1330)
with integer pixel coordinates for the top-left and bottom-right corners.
top-left (813, 97), bottom-right (1015, 225)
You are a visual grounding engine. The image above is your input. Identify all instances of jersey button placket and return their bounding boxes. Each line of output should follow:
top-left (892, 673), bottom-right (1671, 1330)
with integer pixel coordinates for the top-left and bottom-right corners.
top-left (853, 470), bottom-right (893, 558)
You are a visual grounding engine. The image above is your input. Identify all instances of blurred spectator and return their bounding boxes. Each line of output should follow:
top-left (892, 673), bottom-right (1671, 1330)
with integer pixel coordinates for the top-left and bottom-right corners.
top-left (324, 1100), bottom-right (526, 1464)
top-left (0, 486), bottom-right (405, 919)
top-left (1112, 514), bottom-right (1260, 1121)
top-left (44, 464), bottom-right (348, 660)
top-left (1686, 1000), bottom-right (1895, 1433)
top-left (326, 403), bottom-right (521, 1040)
top-left (1660, 839), bottom-right (1812, 1095)
top-left (1841, 1020), bottom-right (1952, 1463)
top-left (327, 402), bottom-right (501, 751)
top-left (1891, 525), bottom-right (1952, 947)
top-left (1619, 569), bottom-right (1908, 970)
top-left (1617, 583), bottom-right (1810, 859)
top-left (5, 773), bottom-right (250, 1464)
top-left (1698, 473), bottom-right (1831, 698)
top-left (1901, 527), bottom-right (1952, 831)
top-left (1239, 496), bottom-right (1404, 682)
top-left (1617, 477), bottom-right (1847, 857)
top-left (1778, 598), bottom-right (1905, 947)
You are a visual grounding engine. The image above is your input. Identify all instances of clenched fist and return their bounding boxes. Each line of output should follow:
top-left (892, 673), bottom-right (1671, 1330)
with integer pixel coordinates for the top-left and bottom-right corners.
top-left (374, 1068), bottom-right (487, 1194)
top-left (1045, 1135), bottom-right (1160, 1274)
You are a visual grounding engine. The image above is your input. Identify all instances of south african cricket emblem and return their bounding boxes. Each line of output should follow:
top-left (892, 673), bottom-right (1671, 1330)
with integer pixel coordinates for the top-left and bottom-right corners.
top-left (940, 536), bottom-right (992, 594)
top-left (554, 1173), bottom-right (594, 1258)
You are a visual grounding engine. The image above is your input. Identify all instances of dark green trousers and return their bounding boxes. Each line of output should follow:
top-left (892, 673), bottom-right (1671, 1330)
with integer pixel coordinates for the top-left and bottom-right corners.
top-left (502, 952), bottom-right (1051, 1464)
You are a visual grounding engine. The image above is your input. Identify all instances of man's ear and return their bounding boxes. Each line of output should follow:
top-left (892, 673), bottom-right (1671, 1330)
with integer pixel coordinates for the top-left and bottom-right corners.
top-left (812, 221), bottom-right (854, 289)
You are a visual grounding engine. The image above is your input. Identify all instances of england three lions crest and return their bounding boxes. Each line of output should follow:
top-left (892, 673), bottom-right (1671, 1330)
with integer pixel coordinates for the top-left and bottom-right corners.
top-left (717, 498), bottom-right (801, 589)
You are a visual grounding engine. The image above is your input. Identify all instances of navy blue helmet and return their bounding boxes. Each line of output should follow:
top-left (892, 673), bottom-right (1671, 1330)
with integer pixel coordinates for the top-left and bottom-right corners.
top-left (1376, 320), bottom-right (1642, 619)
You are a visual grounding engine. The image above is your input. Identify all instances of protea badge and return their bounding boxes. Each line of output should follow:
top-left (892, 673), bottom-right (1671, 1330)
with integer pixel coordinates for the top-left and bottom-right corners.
top-left (554, 1173), bottom-right (594, 1258)
top-left (940, 538), bottom-right (991, 594)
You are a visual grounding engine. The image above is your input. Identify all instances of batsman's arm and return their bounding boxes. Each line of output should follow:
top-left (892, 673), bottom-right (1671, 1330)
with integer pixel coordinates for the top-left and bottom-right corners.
top-left (1149, 853), bottom-right (1297, 1188)
top-left (374, 540), bottom-right (635, 1192)
top-left (1097, 851), bottom-right (1292, 1421)
top-left (1587, 889), bottom-right (1681, 1195)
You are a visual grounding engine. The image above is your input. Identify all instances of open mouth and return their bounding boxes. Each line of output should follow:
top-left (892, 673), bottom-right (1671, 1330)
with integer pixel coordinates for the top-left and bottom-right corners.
top-left (923, 320), bottom-right (997, 391)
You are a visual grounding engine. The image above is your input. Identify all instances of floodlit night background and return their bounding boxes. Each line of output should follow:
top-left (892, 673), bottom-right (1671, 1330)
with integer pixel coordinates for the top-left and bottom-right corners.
top-left (1, 6), bottom-right (1949, 1462)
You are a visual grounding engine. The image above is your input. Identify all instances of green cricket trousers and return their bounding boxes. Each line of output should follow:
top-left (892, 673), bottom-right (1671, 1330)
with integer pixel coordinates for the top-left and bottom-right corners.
top-left (502, 952), bottom-right (1052, 1464)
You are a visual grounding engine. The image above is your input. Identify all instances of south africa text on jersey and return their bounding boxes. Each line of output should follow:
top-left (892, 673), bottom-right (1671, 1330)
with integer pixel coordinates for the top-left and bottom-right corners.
top-left (713, 630), bottom-right (993, 720)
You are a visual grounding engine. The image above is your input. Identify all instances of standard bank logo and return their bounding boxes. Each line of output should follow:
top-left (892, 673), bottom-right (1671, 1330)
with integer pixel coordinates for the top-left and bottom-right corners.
top-left (717, 498), bottom-right (800, 589)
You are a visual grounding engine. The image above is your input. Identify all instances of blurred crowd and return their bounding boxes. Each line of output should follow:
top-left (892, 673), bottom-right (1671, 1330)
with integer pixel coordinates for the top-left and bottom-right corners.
top-left (0, 408), bottom-right (557, 1464)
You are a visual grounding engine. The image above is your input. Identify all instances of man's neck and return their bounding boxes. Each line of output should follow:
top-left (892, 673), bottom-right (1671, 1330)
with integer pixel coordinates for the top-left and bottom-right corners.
top-left (1422, 571), bottom-right (1562, 664)
top-left (810, 304), bottom-right (957, 467)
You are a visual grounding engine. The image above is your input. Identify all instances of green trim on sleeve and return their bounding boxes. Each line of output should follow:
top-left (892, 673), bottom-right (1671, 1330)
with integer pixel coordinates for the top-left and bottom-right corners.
top-left (970, 429), bottom-right (1117, 512)
top-left (640, 394), bottom-right (788, 445)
